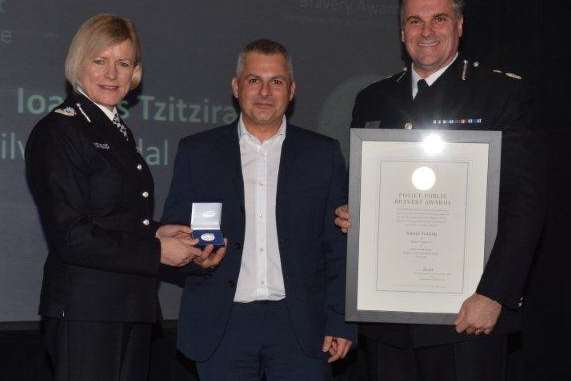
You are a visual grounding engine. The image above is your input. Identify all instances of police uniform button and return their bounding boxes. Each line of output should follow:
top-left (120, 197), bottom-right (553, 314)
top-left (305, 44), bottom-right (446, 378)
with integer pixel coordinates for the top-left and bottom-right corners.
top-left (142, 219), bottom-right (150, 226)
top-left (142, 191), bottom-right (149, 198)
top-left (137, 164), bottom-right (143, 171)
top-left (404, 122), bottom-right (413, 130)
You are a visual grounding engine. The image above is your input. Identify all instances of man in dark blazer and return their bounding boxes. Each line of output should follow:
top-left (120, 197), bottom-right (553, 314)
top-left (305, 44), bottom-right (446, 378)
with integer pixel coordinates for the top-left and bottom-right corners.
top-left (162, 39), bottom-right (356, 380)
top-left (334, 0), bottom-right (545, 380)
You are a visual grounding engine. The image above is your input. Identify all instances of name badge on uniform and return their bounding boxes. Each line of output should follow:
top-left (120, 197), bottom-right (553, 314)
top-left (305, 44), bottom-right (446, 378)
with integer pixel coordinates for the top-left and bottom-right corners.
top-left (190, 202), bottom-right (224, 247)
top-left (93, 142), bottom-right (110, 150)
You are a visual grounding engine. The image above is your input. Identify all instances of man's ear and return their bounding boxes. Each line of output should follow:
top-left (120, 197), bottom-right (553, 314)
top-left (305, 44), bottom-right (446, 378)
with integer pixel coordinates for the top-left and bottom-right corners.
top-left (289, 81), bottom-right (296, 101)
top-left (231, 78), bottom-right (239, 99)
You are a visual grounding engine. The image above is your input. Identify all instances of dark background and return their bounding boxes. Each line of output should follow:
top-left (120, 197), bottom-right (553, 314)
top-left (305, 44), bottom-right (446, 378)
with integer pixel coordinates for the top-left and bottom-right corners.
top-left (1, 0), bottom-right (569, 379)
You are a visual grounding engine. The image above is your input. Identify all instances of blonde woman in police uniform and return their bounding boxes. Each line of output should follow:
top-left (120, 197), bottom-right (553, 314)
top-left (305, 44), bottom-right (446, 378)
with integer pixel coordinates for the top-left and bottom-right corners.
top-left (26, 14), bottom-right (225, 381)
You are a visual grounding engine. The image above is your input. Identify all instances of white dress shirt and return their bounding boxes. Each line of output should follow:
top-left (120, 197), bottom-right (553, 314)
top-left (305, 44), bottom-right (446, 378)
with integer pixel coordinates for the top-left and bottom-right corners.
top-left (233, 115), bottom-right (287, 303)
top-left (411, 53), bottom-right (459, 99)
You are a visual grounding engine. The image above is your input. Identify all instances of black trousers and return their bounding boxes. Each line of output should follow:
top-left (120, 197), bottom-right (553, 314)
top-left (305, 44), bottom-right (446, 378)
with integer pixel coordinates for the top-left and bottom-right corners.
top-left (42, 319), bottom-right (153, 381)
top-left (365, 335), bottom-right (507, 381)
top-left (195, 300), bottom-right (329, 381)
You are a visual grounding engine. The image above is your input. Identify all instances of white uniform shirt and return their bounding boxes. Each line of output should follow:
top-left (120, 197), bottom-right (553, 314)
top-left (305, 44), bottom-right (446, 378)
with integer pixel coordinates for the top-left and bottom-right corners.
top-left (411, 53), bottom-right (459, 99)
top-left (77, 87), bottom-right (119, 122)
top-left (233, 115), bottom-right (287, 302)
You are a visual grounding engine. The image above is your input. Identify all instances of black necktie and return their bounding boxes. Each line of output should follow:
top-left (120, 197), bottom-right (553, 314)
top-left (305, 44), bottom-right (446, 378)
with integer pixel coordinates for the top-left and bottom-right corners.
top-left (416, 79), bottom-right (429, 100)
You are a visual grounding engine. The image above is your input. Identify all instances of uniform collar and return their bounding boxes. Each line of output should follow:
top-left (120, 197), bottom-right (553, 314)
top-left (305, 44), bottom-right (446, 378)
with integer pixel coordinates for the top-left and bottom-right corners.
top-left (412, 53), bottom-right (459, 88)
top-left (76, 87), bottom-right (119, 122)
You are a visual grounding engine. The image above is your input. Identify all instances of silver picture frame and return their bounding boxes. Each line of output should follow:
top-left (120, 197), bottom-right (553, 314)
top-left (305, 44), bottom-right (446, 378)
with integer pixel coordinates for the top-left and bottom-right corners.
top-left (346, 129), bottom-right (501, 325)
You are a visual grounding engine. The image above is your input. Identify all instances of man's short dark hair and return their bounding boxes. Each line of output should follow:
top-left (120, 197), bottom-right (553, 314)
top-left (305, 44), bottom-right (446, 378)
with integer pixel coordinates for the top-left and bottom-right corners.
top-left (235, 38), bottom-right (294, 79)
top-left (399, 0), bottom-right (465, 26)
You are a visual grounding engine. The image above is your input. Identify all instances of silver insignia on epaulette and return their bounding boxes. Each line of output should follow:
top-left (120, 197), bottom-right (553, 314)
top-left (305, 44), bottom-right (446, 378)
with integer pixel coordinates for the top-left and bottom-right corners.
top-left (54, 107), bottom-right (76, 117)
top-left (505, 72), bottom-right (523, 80)
top-left (493, 69), bottom-right (503, 74)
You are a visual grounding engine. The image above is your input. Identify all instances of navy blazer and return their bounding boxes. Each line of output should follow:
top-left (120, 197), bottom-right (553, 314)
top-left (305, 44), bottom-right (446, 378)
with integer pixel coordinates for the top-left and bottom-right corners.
top-left (162, 122), bottom-right (356, 361)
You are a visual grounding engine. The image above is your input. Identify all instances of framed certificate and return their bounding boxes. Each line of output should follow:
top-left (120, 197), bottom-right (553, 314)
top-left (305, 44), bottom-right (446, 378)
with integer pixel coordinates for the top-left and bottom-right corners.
top-left (346, 129), bottom-right (501, 325)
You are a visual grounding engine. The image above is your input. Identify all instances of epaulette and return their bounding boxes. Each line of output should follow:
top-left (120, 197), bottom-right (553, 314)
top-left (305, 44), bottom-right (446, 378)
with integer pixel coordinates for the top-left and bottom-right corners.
top-left (54, 107), bottom-right (76, 117)
top-left (491, 68), bottom-right (523, 80)
top-left (505, 72), bottom-right (523, 80)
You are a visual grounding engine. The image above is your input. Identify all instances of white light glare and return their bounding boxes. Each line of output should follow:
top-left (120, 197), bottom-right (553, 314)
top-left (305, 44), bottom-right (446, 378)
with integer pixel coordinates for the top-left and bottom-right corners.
top-left (422, 134), bottom-right (445, 155)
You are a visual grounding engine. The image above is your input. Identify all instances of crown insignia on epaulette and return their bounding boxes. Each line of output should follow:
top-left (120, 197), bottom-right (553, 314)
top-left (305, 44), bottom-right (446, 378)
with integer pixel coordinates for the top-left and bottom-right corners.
top-left (505, 72), bottom-right (523, 80)
top-left (54, 107), bottom-right (76, 117)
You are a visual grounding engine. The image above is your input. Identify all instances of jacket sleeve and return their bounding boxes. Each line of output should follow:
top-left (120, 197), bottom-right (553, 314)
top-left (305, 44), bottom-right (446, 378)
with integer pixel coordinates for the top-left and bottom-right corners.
top-left (322, 140), bottom-right (357, 341)
top-left (26, 119), bottom-right (161, 277)
top-left (476, 79), bottom-right (547, 309)
top-left (160, 138), bottom-right (212, 280)
top-left (350, 89), bottom-right (368, 129)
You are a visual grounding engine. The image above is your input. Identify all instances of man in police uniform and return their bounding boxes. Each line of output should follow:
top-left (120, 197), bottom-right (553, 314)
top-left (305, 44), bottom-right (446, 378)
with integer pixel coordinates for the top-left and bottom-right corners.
top-left (335, 0), bottom-right (545, 379)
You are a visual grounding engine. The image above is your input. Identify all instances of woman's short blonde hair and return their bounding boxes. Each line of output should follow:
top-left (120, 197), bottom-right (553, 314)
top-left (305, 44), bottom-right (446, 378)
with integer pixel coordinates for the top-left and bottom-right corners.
top-left (65, 14), bottom-right (143, 90)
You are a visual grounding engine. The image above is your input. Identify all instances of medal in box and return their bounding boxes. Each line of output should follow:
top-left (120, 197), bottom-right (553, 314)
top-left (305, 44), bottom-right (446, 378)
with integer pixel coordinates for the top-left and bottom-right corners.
top-left (190, 202), bottom-right (224, 247)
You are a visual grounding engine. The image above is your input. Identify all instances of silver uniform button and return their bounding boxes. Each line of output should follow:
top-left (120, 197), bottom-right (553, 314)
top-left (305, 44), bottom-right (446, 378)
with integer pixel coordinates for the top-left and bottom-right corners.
top-left (142, 191), bottom-right (149, 198)
top-left (404, 122), bottom-right (413, 130)
top-left (142, 219), bottom-right (150, 226)
top-left (137, 164), bottom-right (143, 170)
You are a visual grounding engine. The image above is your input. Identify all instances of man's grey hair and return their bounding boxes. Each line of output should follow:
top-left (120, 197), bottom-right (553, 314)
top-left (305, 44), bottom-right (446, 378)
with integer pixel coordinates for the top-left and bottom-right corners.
top-left (399, 0), bottom-right (465, 25)
top-left (235, 38), bottom-right (294, 80)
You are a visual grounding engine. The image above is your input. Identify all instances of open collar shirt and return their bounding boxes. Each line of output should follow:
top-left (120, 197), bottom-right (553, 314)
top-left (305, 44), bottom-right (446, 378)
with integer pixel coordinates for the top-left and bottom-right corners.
top-left (233, 115), bottom-right (287, 303)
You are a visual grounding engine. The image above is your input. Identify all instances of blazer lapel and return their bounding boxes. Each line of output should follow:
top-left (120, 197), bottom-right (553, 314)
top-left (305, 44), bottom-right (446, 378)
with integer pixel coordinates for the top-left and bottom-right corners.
top-left (275, 125), bottom-right (304, 247)
top-left (276, 125), bottom-right (298, 198)
top-left (218, 124), bottom-right (245, 213)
